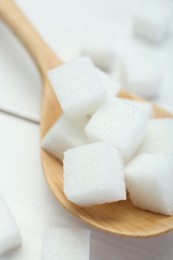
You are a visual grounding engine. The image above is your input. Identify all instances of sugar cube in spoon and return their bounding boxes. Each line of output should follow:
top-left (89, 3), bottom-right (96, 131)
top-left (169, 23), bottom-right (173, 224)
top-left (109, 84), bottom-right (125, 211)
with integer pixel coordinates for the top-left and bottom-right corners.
top-left (85, 99), bottom-right (150, 162)
top-left (48, 57), bottom-right (106, 120)
top-left (63, 142), bottom-right (126, 206)
top-left (125, 153), bottom-right (173, 215)
top-left (138, 119), bottom-right (173, 155)
top-left (123, 99), bottom-right (153, 117)
top-left (42, 115), bottom-right (88, 161)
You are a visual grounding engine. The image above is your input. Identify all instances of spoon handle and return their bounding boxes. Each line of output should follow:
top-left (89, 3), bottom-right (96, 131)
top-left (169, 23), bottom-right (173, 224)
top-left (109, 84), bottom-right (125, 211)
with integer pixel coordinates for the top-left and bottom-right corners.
top-left (0, 0), bottom-right (62, 77)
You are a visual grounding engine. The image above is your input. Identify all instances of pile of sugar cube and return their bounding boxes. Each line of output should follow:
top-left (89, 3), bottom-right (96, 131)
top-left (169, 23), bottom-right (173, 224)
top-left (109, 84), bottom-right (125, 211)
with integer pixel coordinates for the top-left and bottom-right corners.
top-left (43, 56), bottom-right (173, 216)
top-left (80, 0), bottom-right (173, 98)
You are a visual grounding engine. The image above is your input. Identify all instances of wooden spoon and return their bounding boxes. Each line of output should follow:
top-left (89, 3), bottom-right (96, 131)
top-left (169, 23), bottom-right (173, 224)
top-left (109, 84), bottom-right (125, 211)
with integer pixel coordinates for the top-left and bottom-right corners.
top-left (1, 0), bottom-right (173, 238)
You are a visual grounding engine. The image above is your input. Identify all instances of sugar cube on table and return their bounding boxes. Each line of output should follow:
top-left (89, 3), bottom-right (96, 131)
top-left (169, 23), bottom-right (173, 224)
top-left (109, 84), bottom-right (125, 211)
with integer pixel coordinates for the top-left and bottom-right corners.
top-left (81, 27), bottom-right (115, 71)
top-left (125, 153), bottom-right (173, 215)
top-left (0, 197), bottom-right (21, 255)
top-left (138, 118), bottom-right (173, 155)
top-left (85, 99), bottom-right (150, 162)
top-left (96, 68), bottom-right (121, 98)
top-left (121, 53), bottom-right (161, 98)
top-left (134, 0), bottom-right (173, 44)
top-left (63, 142), bottom-right (126, 206)
top-left (41, 228), bottom-right (90, 260)
top-left (48, 57), bottom-right (106, 120)
top-left (42, 115), bottom-right (88, 161)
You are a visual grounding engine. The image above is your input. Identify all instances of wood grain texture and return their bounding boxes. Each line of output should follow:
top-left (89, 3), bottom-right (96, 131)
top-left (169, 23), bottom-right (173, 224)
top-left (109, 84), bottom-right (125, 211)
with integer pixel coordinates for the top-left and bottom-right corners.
top-left (1, 0), bottom-right (173, 238)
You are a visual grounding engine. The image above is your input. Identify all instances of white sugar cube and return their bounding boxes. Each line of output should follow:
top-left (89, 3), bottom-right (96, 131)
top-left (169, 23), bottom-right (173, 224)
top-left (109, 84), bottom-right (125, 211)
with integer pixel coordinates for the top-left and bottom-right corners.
top-left (81, 27), bottom-right (115, 71)
top-left (42, 115), bottom-right (88, 161)
top-left (96, 68), bottom-right (121, 98)
top-left (85, 99), bottom-right (150, 162)
top-left (121, 54), bottom-right (161, 98)
top-left (48, 57), bottom-right (106, 120)
top-left (63, 142), bottom-right (126, 206)
top-left (123, 99), bottom-right (154, 117)
top-left (138, 119), bottom-right (173, 155)
top-left (0, 197), bottom-right (21, 254)
top-left (134, 0), bottom-right (173, 43)
top-left (125, 153), bottom-right (173, 215)
top-left (41, 228), bottom-right (90, 260)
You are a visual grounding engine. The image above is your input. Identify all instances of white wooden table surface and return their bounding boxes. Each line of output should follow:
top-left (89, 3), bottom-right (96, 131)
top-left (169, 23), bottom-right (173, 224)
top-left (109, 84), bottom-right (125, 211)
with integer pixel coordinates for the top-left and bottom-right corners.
top-left (0, 0), bottom-right (173, 259)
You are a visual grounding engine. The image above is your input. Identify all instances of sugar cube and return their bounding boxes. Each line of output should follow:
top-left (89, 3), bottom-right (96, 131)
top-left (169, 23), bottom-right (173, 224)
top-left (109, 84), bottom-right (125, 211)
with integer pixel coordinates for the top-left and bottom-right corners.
top-left (41, 228), bottom-right (90, 260)
top-left (48, 57), bottom-right (106, 120)
top-left (63, 142), bottom-right (126, 206)
top-left (125, 153), bottom-right (173, 215)
top-left (85, 99), bottom-right (150, 162)
top-left (0, 197), bottom-right (21, 255)
top-left (81, 27), bottom-right (115, 71)
top-left (96, 68), bottom-right (121, 98)
top-left (122, 99), bottom-right (154, 118)
top-left (42, 115), bottom-right (88, 161)
top-left (138, 119), bottom-right (173, 155)
top-left (134, 0), bottom-right (173, 43)
top-left (121, 54), bottom-right (161, 98)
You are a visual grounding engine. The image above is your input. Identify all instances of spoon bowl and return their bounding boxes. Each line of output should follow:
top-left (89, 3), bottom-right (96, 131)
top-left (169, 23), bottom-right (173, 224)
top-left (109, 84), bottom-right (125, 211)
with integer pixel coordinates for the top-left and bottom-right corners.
top-left (1, 0), bottom-right (173, 238)
top-left (41, 84), bottom-right (173, 237)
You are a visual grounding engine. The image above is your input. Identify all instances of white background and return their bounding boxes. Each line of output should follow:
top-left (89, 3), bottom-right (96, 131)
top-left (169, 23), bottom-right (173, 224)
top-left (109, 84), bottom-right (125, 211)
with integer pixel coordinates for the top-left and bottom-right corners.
top-left (0, 0), bottom-right (173, 259)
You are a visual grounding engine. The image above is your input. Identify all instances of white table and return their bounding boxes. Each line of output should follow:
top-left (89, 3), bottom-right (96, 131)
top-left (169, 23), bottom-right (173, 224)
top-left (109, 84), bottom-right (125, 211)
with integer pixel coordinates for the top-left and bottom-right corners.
top-left (0, 1), bottom-right (173, 259)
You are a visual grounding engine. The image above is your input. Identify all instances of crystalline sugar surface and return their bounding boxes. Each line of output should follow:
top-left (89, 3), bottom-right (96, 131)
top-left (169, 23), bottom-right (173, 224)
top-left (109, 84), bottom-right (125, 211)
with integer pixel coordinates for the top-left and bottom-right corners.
top-left (63, 142), bottom-right (126, 206)
top-left (48, 57), bottom-right (106, 119)
top-left (125, 153), bottom-right (173, 215)
top-left (85, 99), bottom-right (150, 161)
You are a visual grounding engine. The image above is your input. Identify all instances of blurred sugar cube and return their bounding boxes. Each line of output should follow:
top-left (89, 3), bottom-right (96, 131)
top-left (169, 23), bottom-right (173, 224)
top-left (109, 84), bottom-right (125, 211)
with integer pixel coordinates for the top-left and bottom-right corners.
top-left (134, 0), bottom-right (173, 43)
top-left (48, 57), bottom-right (106, 120)
top-left (41, 228), bottom-right (90, 260)
top-left (96, 68), bottom-right (121, 98)
top-left (42, 115), bottom-right (88, 161)
top-left (85, 99), bottom-right (150, 162)
top-left (125, 153), bottom-right (173, 215)
top-left (0, 197), bottom-right (21, 255)
top-left (121, 53), bottom-right (161, 98)
top-left (63, 142), bottom-right (126, 206)
top-left (138, 118), bottom-right (173, 155)
top-left (81, 27), bottom-right (115, 71)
